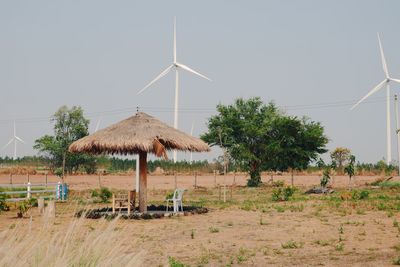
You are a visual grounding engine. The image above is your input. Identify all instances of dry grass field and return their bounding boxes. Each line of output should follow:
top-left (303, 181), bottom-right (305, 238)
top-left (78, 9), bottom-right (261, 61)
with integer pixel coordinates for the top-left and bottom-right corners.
top-left (1, 174), bottom-right (400, 266)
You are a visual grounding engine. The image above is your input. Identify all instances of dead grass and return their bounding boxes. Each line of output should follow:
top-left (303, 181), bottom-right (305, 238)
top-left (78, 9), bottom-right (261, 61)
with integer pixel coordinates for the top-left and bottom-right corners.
top-left (0, 213), bottom-right (144, 266)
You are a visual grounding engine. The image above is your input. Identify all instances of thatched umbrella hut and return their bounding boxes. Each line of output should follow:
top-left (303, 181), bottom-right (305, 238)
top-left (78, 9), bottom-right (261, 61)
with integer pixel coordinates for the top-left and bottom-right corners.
top-left (68, 112), bottom-right (210, 212)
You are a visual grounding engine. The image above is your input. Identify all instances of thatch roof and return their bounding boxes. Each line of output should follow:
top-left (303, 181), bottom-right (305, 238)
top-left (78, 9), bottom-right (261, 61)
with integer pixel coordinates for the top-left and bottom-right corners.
top-left (68, 112), bottom-right (210, 157)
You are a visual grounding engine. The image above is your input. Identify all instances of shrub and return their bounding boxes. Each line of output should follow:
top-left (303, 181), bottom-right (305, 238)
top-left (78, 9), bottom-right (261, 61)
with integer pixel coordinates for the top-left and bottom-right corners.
top-left (168, 256), bottom-right (188, 267)
top-left (99, 187), bottom-right (112, 203)
top-left (351, 190), bottom-right (370, 200)
top-left (0, 195), bottom-right (9, 212)
top-left (17, 200), bottom-right (32, 218)
top-left (281, 240), bottom-right (303, 249)
top-left (165, 191), bottom-right (174, 200)
top-left (91, 187), bottom-right (112, 203)
top-left (208, 226), bottom-right (219, 233)
top-left (359, 190), bottom-right (369, 199)
top-left (272, 186), bottom-right (296, 202)
top-left (320, 168), bottom-right (330, 188)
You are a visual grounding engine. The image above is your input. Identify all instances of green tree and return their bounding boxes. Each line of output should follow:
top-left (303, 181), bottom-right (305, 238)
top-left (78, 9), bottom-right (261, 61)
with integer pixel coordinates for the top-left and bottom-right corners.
top-left (201, 97), bottom-right (328, 187)
top-left (344, 155), bottom-right (356, 186)
top-left (330, 147), bottom-right (351, 173)
top-left (34, 106), bottom-right (95, 178)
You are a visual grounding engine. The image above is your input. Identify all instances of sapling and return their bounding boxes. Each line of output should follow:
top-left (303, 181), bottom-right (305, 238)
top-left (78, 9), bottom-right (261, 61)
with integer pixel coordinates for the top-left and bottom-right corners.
top-left (344, 155), bottom-right (356, 187)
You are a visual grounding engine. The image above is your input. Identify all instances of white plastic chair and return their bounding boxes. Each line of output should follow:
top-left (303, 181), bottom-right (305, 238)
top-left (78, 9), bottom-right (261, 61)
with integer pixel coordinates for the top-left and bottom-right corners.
top-left (166, 189), bottom-right (185, 213)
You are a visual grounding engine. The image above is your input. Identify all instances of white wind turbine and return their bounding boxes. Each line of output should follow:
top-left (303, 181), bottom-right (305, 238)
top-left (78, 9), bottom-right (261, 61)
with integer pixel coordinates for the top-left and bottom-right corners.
top-left (138, 17), bottom-right (211, 163)
top-left (2, 121), bottom-right (25, 160)
top-left (190, 121), bottom-right (194, 164)
top-left (351, 33), bottom-right (400, 164)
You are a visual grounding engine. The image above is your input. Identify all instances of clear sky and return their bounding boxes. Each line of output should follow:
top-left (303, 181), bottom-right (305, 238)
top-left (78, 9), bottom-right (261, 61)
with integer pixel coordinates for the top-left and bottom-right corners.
top-left (1, 0), bottom-right (400, 163)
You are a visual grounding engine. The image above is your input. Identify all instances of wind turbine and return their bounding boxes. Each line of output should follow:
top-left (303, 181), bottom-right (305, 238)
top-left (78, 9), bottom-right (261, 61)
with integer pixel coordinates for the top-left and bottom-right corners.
top-left (351, 33), bottom-right (400, 164)
top-left (2, 121), bottom-right (25, 160)
top-left (94, 117), bottom-right (102, 132)
top-left (138, 17), bottom-right (211, 163)
top-left (190, 121), bottom-right (194, 164)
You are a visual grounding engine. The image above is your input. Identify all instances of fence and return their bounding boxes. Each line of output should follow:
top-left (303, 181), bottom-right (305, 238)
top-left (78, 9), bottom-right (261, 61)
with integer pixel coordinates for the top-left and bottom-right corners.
top-left (0, 182), bottom-right (68, 202)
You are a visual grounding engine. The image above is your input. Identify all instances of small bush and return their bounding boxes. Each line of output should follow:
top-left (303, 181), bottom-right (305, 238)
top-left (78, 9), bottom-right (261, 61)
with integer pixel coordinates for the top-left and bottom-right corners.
top-left (0, 195), bottom-right (9, 212)
top-left (281, 240), bottom-right (303, 249)
top-left (272, 186), bottom-right (296, 201)
top-left (99, 187), bottom-right (112, 203)
top-left (359, 190), bottom-right (369, 199)
top-left (209, 226), bottom-right (219, 233)
top-left (320, 168), bottom-right (330, 188)
top-left (91, 188), bottom-right (112, 203)
top-left (165, 191), bottom-right (174, 200)
top-left (17, 200), bottom-right (32, 218)
top-left (351, 190), bottom-right (370, 200)
top-left (168, 256), bottom-right (187, 267)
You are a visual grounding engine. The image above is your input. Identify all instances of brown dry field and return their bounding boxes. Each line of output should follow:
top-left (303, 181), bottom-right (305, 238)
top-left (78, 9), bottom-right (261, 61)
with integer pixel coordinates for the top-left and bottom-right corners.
top-left (2, 174), bottom-right (400, 266)
top-left (0, 173), bottom-right (395, 190)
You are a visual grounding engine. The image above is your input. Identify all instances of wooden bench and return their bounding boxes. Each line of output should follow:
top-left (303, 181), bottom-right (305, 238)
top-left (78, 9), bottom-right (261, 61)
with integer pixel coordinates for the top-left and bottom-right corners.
top-left (112, 190), bottom-right (136, 215)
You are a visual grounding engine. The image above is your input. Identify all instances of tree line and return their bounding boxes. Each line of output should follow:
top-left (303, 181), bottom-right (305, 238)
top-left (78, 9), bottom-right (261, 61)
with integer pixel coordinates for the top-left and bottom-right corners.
top-left (1, 99), bottom-right (395, 184)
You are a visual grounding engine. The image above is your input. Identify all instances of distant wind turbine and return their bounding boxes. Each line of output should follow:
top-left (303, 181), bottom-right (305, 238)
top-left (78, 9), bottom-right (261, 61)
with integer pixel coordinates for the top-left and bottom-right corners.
top-left (351, 33), bottom-right (400, 164)
top-left (94, 117), bottom-right (102, 132)
top-left (2, 121), bottom-right (25, 160)
top-left (138, 17), bottom-right (211, 163)
top-left (190, 121), bottom-right (194, 164)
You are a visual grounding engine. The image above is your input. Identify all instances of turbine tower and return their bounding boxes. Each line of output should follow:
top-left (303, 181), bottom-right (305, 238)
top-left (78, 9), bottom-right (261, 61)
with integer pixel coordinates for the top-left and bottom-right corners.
top-left (190, 121), bottom-right (194, 164)
top-left (2, 121), bottom-right (25, 160)
top-left (138, 17), bottom-right (211, 163)
top-left (351, 33), bottom-right (400, 164)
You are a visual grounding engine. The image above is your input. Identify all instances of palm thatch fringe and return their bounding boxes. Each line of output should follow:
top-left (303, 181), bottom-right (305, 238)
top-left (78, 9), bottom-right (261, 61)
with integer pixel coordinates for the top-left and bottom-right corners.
top-left (68, 112), bottom-right (210, 156)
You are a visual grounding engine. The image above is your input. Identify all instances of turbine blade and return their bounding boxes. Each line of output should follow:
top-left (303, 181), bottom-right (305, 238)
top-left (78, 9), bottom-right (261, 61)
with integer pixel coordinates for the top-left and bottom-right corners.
top-left (137, 65), bottom-right (174, 95)
top-left (378, 33), bottom-right (389, 78)
top-left (95, 118), bottom-right (102, 132)
top-left (390, 78), bottom-right (400, 84)
top-left (174, 17), bottom-right (177, 63)
top-left (15, 136), bottom-right (25, 144)
top-left (175, 63), bottom-right (212, 81)
top-left (2, 138), bottom-right (14, 150)
top-left (351, 79), bottom-right (387, 110)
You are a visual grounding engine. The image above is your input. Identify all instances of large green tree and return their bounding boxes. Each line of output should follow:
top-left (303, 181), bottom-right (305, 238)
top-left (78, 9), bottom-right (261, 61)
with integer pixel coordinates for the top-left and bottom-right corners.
top-left (201, 97), bottom-right (328, 186)
top-left (34, 106), bottom-right (96, 178)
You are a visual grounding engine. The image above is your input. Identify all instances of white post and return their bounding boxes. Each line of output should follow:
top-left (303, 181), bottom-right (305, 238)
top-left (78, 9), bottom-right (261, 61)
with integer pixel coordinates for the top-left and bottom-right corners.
top-left (387, 84), bottom-right (392, 164)
top-left (27, 182), bottom-right (31, 199)
top-left (173, 69), bottom-right (179, 163)
top-left (56, 181), bottom-right (61, 200)
top-left (135, 154), bottom-right (140, 193)
top-left (395, 94), bottom-right (400, 175)
top-left (13, 121), bottom-right (17, 160)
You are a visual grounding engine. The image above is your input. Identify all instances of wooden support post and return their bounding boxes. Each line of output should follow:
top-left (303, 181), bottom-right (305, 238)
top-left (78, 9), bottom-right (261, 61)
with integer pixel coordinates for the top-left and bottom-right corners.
top-left (112, 194), bottom-right (115, 213)
top-left (214, 170), bottom-right (217, 187)
top-left (230, 185), bottom-right (233, 199)
top-left (219, 186), bottom-right (221, 201)
top-left (194, 171), bottom-right (197, 188)
top-left (127, 192), bottom-right (131, 215)
top-left (291, 171), bottom-right (294, 186)
top-left (45, 173), bottom-right (48, 186)
top-left (10, 174), bottom-right (12, 185)
top-left (233, 172), bottom-right (236, 184)
top-left (28, 173), bottom-right (30, 183)
top-left (223, 184), bottom-right (226, 203)
top-left (138, 152), bottom-right (147, 213)
top-left (38, 198), bottom-right (45, 214)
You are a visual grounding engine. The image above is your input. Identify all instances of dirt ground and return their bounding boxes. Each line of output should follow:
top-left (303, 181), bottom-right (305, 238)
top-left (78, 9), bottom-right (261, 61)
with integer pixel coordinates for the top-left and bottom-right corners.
top-left (2, 175), bottom-right (400, 266)
top-left (0, 173), bottom-right (394, 190)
